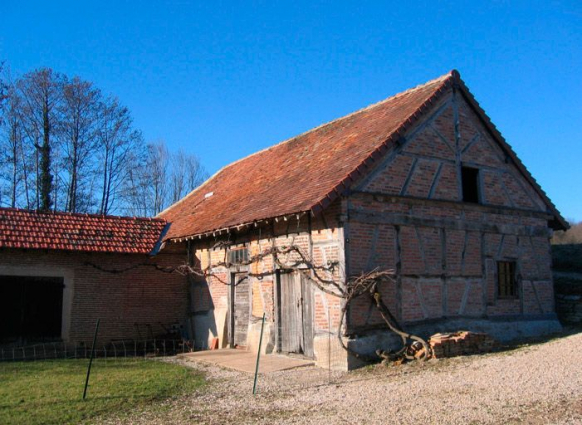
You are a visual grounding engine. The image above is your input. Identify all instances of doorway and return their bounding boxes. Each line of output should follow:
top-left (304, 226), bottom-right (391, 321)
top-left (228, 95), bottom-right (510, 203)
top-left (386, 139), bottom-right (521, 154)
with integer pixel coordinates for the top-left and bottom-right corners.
top-left (228, 272), bottom-right (249, 348)
top-left (0, 275), bottom-right (64, 343)
top-left (277, 271), bottom-right (314, 357)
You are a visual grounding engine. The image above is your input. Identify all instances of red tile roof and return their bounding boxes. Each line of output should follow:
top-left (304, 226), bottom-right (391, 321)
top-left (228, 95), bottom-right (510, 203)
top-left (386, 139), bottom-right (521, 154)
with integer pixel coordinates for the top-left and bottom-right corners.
top-left (160, 70), bottom-right (567, 240)
top-left (0, 208), bottom-right (167, 254)
top-left (161, 72), bottom-right (454, 240)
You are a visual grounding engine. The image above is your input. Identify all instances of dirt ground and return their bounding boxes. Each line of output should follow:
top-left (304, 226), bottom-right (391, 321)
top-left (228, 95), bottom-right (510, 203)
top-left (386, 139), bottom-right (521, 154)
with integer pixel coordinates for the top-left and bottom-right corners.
top-left (105, 330), bottom-right (582, 425)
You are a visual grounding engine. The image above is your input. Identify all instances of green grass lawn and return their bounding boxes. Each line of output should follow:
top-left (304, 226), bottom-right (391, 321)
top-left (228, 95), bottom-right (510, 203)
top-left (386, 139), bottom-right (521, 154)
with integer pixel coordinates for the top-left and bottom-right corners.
top-left (0, 358), bottom-right (205, 425)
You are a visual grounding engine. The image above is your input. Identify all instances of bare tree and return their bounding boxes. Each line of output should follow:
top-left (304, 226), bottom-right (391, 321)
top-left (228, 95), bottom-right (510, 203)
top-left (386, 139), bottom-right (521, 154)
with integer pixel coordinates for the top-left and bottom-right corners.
top-left (0, 83), bottom-right (26, 207)
top-left (0, 63), bottom-right (207, 216)
top-left (0, 68), bottom-right (35, 209)
top-left (169, 148), bottom-right (207, 204)
top-left (123, 148), bottom-right (149, 216)
top-left (0, 64), bottom-right (8, 206)
top-left (96, 96), bottom-right (143, 215)
top-left (552, 220), bottom-right (582, 245)
top-left (121, 141), bottom-right (208, 217)
top-left (124, 141), bottom-right (169, 217)
top-left (0, 62), bottom-right (7, 126)
top-left (57, 76), bottom-right (101, 212)
top-left (149, 141), bottom-right (170, 215)
top-left (16, 68), bottom-right (63, 211)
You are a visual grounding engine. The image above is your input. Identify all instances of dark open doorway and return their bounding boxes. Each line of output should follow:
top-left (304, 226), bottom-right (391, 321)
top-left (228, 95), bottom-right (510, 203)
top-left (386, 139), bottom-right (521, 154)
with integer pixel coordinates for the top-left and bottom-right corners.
top-left (0, 275), bottom-right (64, 343)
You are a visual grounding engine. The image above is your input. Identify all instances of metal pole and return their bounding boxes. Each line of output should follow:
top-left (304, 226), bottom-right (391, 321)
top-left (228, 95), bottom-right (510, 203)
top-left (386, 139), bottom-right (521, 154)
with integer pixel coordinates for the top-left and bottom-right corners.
top-left (252, 313), bottom-right (266, 395)
top-left (328, 305), bottom-right (331, 383)
top-left (83, 319), bottom-right (100, 400)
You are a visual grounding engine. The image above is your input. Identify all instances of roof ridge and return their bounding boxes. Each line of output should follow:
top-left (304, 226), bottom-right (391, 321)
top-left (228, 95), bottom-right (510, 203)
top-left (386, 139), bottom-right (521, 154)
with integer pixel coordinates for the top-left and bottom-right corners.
top-left (309, 71), bottom-right (456, 214)
top-left (452, 73), bottom-right (568, 230)
top-left (158, 70), bottom-right (456, 219)
top-left (244, 71), bottom-right (454, 159)
top-left (0, 207), bottom-right (166, 223)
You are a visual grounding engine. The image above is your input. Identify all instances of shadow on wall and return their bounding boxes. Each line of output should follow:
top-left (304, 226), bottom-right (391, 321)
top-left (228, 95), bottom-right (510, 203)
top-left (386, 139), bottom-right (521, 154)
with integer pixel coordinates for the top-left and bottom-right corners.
top-left (552, 244), bottom-right (582, 325)
top-left (191, 310), bottom-right (219, 349)
top-left (552, 244), bottom-right (582, 271)
top-left (189, 279), bottom-right (221, 349)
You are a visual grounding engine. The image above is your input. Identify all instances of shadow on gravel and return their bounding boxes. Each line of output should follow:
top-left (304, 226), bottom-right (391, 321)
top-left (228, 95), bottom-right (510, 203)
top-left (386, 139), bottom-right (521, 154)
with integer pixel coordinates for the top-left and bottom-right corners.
top-left (496, 325), bottom-right (582, 354)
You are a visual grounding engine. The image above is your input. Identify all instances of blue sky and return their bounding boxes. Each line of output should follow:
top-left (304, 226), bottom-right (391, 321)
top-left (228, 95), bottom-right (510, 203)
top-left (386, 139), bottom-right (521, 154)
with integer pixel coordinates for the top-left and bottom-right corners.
top-left (1, 1), bottom-right (581, 220)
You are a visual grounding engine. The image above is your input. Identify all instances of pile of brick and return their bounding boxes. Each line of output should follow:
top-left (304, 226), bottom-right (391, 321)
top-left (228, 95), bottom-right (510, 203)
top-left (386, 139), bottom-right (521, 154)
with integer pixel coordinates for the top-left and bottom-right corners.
top-left (429, 331), bottom-right (498, 358)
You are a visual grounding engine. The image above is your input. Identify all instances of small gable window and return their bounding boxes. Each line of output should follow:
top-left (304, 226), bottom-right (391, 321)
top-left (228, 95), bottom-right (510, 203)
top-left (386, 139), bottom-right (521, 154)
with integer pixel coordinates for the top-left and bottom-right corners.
top-left (461, 166), bottom-right (480, 203)
top-left (497, 261), bottom-right (518, 299)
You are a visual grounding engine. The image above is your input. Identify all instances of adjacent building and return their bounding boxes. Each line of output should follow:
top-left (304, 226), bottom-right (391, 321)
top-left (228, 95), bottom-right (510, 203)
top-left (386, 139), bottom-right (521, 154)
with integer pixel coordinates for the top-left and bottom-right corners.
top-left (0, 208), bottom-right (188, 345)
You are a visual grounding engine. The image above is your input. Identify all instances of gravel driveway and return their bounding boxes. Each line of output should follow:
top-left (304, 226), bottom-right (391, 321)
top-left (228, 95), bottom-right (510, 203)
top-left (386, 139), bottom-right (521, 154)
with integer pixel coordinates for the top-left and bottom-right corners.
top-left (106, 331), bottom-right (582, 424)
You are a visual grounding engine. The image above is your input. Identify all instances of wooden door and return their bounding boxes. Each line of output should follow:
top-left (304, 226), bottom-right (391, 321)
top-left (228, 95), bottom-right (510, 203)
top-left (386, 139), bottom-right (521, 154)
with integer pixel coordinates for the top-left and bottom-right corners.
top-left (229, 273), bottom-right (249, 348)
top-left (278, 272), bottom-right (313, 357)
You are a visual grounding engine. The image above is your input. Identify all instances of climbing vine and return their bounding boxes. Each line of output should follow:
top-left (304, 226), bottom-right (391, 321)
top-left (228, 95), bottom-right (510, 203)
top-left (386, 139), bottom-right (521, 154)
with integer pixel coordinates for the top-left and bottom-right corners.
top-left (85, 241), bottom-right (431, 362)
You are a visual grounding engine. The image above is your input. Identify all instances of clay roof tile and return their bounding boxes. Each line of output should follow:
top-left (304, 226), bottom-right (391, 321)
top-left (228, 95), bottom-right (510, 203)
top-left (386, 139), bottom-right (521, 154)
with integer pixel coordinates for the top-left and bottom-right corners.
top-left (0, 208), bottom-right (167, 254)
top-left (159, 71), bottom-right (456, 239)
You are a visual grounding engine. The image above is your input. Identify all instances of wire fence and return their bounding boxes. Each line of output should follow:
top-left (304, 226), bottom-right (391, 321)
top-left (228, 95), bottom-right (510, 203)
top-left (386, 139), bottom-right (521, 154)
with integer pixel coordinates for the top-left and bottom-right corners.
top-left (0, 338), bottom-right (194, 362)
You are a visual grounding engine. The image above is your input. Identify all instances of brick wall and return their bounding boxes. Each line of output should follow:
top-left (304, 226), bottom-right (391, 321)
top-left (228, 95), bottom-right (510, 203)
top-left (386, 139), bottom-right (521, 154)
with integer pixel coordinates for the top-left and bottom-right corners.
top-left (0, 248), bottom-right (188, 344)
top-left (149, 86), bottom-right (558, 363)
top-left (346, 87), bottom-right (556, 331)
top-left (185, 199), bottom-right (346, 352)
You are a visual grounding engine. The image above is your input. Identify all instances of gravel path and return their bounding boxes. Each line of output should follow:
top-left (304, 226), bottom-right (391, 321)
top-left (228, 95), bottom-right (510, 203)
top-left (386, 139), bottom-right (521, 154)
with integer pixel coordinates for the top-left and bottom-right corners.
top-left (105, 331), bottom-right (582, 424)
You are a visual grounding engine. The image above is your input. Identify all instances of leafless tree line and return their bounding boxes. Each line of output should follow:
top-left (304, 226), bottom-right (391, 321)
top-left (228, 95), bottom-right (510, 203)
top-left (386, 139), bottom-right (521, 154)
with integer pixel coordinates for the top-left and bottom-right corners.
top-left (0, 65), bottom-right (207, 216)
top-left (552, 220), bottom-right (582, 245)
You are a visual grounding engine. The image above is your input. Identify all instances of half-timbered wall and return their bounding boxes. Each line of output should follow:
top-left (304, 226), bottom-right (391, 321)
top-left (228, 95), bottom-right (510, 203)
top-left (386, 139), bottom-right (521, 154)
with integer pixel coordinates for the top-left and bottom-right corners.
top-left (188, 199), bottom-right (346, 367)
top-left (182, 85), bottom-right (560, 369)
top-left (345, 87), bottom-right (557, 337)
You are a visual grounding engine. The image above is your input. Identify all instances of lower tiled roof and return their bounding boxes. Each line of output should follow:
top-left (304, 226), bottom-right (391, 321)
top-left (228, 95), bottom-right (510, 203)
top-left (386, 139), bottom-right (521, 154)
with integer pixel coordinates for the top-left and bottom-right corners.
top-left (0, 208), bottom-right (167, 254)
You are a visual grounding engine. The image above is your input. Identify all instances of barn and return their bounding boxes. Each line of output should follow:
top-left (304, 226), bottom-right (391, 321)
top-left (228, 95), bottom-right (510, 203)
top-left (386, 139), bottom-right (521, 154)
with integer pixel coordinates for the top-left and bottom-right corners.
top-left (158, 70), bottom-right (567, 369)
top-left (0, 70), bottom-right (566, 369)
top-left (0, 208), bottom-right (188, 347)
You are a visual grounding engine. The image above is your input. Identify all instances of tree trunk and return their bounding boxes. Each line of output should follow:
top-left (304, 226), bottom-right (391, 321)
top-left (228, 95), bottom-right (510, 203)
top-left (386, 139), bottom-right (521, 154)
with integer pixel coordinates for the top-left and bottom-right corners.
top-left (67, 144), bottom-right (78, 212)
top-left (39, 100), bottom-right (52, 211)
top-left (10, 125), bottom-right (18, 208)
top-left (100, 148), bottom-right (109, 215)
